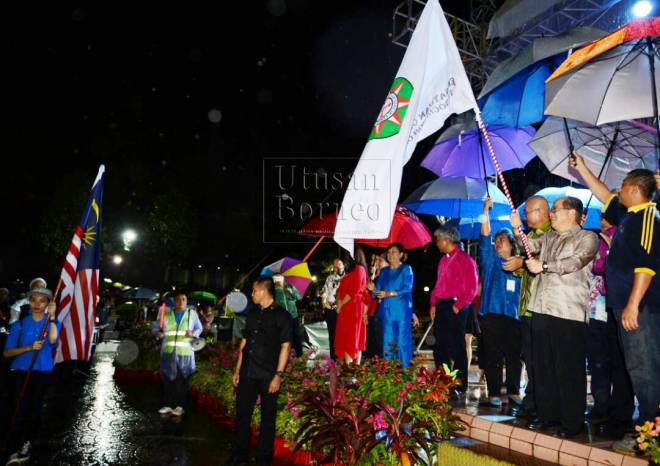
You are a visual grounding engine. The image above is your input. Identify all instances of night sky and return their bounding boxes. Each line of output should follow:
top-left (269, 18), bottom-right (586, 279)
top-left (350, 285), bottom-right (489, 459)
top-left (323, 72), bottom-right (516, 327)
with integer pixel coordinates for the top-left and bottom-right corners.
top-left (4, 1), bottom-right (544, 294)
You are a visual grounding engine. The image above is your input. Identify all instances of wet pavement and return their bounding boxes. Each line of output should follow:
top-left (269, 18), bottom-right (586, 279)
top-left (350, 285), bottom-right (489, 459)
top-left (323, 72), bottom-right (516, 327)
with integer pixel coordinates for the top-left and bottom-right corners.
top-left (17, 348), bottom-right (233, 466)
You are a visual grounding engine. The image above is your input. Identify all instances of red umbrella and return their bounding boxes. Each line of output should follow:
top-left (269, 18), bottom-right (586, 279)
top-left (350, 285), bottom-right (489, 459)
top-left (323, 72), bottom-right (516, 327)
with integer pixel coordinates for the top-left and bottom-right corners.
top-left (298, 205), bottom-right (432, 250)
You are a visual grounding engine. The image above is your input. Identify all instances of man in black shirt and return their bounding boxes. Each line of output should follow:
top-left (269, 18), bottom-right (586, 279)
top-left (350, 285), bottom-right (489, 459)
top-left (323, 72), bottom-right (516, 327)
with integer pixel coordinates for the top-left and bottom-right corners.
top-left (225, 276), bottom-right (293, 466)
top-left (573, 154), bottom-right (659, 448)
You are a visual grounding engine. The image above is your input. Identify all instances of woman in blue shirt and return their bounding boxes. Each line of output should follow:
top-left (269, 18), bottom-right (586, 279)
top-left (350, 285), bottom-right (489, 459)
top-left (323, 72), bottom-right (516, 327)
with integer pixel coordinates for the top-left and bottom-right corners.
top-left (3, 287), bottom-right (61, 464)
top-left (480, 198), bottom-right (522, 408)
top-left (371, 243), bottom-right (415, 368)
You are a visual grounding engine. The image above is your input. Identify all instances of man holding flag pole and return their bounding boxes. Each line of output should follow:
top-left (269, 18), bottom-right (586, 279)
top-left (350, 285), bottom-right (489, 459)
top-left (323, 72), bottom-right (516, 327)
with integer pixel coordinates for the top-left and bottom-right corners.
top-left (2, 165), bottom-right (104, 465)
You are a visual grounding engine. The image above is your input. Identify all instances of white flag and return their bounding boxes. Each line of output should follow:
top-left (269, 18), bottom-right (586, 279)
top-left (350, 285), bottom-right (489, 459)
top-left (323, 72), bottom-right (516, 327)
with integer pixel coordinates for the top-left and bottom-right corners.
top-left (334, 0), bottom-right (477, 254)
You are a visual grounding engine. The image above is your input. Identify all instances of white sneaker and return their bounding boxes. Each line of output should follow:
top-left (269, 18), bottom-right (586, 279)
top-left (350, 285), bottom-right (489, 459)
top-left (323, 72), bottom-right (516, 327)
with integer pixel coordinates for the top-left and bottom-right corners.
top-left (172, 406), bottom-right (185, 416)
top-left (158, 406), bottom-right (173, 415)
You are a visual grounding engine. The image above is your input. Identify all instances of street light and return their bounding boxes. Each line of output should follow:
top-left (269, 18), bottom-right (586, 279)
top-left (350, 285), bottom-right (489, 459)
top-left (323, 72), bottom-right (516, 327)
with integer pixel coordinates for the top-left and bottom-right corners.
top-left (112, 254), bottom-right (123, 265)
top-left (632, 0), bottom-right (653, 17)
top-left (122, 228), bottom-right (138, 251)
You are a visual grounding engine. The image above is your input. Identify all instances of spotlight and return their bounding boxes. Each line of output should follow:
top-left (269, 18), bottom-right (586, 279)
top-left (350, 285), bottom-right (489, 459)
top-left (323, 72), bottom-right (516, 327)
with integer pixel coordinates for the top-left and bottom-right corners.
top-left (632, 0), bottom-right (653, 17)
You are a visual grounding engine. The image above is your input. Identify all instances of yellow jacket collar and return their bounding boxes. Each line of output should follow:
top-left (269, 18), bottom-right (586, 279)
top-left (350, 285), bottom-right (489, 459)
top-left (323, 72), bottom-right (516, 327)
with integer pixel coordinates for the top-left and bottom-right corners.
top-left (627, 202), bottom-right (656, 213)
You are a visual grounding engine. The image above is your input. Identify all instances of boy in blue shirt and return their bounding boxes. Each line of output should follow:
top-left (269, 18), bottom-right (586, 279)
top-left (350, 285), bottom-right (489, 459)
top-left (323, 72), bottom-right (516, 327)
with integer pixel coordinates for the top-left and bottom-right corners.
top-left (3, 287), bottom-right (61, 465)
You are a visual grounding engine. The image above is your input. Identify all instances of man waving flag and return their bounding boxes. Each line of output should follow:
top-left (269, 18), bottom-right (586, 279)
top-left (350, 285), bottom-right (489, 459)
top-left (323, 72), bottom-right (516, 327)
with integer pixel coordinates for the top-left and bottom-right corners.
top-left (334, 0), bottom-right (477, 254)
top-left (55, 165), bottom-right (105, 362)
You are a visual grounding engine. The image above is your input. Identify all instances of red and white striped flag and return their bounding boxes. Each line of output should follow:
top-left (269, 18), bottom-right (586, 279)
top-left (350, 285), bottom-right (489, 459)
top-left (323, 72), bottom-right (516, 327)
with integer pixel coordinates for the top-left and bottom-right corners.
top-left (55, 166), bottom-right (105, 363)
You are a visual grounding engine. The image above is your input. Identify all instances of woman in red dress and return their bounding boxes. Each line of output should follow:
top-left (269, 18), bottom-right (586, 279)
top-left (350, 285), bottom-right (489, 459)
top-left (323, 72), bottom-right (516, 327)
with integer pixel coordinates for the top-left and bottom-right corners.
top-left (334, 249), bottom-right (368, 364)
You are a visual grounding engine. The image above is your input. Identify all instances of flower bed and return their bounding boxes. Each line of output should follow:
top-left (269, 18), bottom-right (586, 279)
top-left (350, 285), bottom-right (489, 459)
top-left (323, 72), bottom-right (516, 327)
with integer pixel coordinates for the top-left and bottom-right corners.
top-left (115, 336), bottom-right (467, 465)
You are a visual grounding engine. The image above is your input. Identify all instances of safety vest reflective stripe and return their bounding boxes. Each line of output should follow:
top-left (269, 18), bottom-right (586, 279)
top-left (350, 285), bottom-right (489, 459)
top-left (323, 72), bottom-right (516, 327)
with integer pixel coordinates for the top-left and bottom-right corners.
top-left (163, 341), bottom-right (192, 348)
top-left (164, 331), bottom-right (187, 337)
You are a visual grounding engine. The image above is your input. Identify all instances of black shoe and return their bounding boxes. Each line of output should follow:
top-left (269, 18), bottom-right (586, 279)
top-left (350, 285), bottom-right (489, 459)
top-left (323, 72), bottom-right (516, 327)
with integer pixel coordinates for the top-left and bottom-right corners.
top-left (528, 419), bottom-right (560, 431)
top-left (598, 421), bottom-right (632, 440)
top-left (512, 405), bottom-right (536, 419)
top-left (555, 427), bottom-right (583, 438)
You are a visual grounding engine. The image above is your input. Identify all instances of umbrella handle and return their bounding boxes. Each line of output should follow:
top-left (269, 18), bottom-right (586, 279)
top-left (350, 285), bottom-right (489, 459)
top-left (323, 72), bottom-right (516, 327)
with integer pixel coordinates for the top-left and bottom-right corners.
top-left (302, 236), bottom-right (325, 263)
top-left (415, 322), bottom-right (434, 353)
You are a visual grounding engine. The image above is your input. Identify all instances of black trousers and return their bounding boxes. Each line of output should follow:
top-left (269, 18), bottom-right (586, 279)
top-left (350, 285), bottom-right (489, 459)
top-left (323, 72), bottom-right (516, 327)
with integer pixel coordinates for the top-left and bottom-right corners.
top-left (520, 315), bottom-right (536, 412)
top-left (162, 371), bottom-right (189, 409)
top-left (532, 313), bottom-right (586, 432)
top-left (233, 376), bottom-right (279, 464)
top-left (433, 299), bottom-right (468, 390)
top-left (586, 310), bottom-right (635, 423)
top-left (324, 308), bottom-right (337, 360)
top-left (481, 314), bottom-right (522, 397)
top-left (7, 370), bottom-right (51, 454)
top-left (364, 316), bottom-right (382, 359)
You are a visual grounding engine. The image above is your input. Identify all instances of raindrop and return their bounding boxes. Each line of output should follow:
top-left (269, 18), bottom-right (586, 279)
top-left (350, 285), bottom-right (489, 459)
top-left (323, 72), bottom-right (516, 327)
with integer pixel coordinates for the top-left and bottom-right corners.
top-left (267, 0), bottom-right (287, 16)
top-left (256, 88), bottom-right (273, 105)
top-left (208, 109), bottom-right (222, 123)
top-left (72, 8), bottom-right (85, 21)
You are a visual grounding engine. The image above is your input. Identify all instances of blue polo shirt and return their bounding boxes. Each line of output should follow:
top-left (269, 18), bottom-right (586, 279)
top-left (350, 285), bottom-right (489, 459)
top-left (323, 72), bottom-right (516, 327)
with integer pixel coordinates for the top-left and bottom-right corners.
top-left (4, 313), bottom-right (62, 372)
top-left (479, 234), bottom-right (521, 320)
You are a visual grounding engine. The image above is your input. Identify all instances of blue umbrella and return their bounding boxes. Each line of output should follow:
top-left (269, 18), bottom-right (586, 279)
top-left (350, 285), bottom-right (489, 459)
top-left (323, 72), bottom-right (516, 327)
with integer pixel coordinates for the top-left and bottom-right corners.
top-left (518, 186), bottom-right (604, 230)
top-left (478, 57), bottom-right (564, 127)
top-left (421, 125), bottom-right (536, 179)
top-left (124, 287), bottom-right (158, 300)
top-left (402, 176), bottom-right (511, 219)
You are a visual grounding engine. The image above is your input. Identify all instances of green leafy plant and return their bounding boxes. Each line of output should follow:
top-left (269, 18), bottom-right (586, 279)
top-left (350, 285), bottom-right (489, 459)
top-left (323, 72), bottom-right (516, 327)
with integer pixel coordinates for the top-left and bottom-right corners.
top-left (294, 366), bottom-right (381, 465)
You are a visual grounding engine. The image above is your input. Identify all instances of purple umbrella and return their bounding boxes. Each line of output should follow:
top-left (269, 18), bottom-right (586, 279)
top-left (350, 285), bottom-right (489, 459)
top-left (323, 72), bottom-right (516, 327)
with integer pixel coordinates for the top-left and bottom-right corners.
top-left (421, 125), bottom-right (537, 178)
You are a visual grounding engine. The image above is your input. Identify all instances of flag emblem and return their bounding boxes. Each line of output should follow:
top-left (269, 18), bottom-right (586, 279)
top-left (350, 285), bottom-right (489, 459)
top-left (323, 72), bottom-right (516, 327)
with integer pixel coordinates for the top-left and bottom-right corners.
top-left (369, 77), bottom-right (413, 140)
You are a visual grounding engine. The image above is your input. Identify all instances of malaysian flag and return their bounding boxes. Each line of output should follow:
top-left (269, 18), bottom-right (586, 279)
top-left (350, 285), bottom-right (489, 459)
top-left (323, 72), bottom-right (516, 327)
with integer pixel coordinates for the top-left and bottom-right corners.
top-left (55, 165), bottom-right (105, 362)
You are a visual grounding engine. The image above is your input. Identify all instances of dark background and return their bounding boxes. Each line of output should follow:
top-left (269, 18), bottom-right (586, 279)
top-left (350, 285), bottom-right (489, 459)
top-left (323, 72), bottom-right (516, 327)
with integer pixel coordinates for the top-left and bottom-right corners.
top-left (3, 0), bottom-right (558, 298)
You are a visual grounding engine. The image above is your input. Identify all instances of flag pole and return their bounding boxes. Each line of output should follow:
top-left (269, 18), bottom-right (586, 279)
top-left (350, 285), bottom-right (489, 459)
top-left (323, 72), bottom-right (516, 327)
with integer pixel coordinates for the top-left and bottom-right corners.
top-left (5, 277), bottom-right (63, 450)
top-left (474, 111), bottom-right (533, 258)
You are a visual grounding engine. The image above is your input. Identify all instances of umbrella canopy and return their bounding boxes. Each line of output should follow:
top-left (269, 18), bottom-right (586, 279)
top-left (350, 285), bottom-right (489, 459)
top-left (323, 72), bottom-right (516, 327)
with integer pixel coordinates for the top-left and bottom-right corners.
top-left (402, 176), bottom-right (511, 219)
top-left (189, 291), bottom-right (217, 302)
top-left (529, 117), bottom-right (658, 189)
top-left (518, 186), bottom-right (603, 230)
top-left (124, 287), bottom-right (158, 300)
top-left (298, 206), bottom-right (432, 250)
top-left (421, 125), bottom-right (536, 178)
top-left (545, 18), bottom-right (660, 126)
top-left (478, 27), bottom-right (605, 127)
top-left (480, 27), bottom-right (606, 98)
top-left (261, 257), bottom-right (312, 296)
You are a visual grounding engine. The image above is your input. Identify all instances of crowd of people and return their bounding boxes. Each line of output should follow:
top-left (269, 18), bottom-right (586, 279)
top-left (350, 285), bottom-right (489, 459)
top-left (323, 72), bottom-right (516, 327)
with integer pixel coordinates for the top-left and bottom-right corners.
top-left (0, 155), bottom-right (657, 465)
